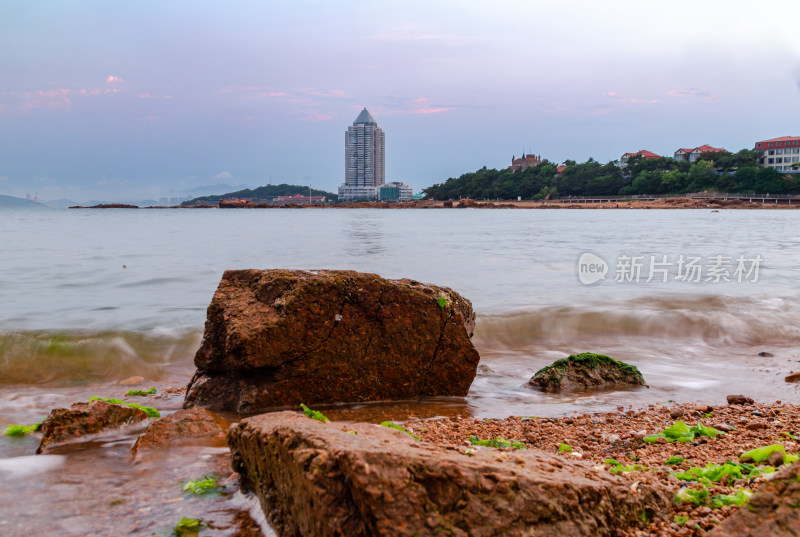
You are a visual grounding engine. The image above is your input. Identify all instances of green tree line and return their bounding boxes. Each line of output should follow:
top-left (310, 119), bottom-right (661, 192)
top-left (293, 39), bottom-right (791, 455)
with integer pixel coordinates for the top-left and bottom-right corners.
top-left (423, 149), bottom-right (799, 200)
top-left (183, 183), bottom-right (338, 205)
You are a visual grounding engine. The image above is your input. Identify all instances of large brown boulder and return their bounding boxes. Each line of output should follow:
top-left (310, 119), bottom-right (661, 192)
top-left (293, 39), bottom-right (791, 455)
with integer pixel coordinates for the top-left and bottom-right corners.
top-left (708, 461), bottom-right (800, 536)
top-left (131, 408), bottom-right (228, 457)
top-left (227, 411), bottom-right (670, 537)
top-left (184, 269), bottom-right (480, 412)
top-left (37, 401), bottom-right (149, 453)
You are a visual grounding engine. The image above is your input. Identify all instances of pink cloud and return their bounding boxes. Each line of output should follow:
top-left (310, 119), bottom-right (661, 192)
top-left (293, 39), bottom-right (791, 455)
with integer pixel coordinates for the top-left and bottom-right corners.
top-left (106, 75), bottom-right (123, 84)
top-left (137, 93), bottom-right (172, 99)
top-left (137, 115), bottom-right (160, 122)
top-left (255, 91), bottom-right (288, 97)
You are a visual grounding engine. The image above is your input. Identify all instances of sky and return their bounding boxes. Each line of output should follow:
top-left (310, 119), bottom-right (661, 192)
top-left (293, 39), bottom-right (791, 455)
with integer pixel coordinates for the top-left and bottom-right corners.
top-left (1, 0), bottom-right (799, 202)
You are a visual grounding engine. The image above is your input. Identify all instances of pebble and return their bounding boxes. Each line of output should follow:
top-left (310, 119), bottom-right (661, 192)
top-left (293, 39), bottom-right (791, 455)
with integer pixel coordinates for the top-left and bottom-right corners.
top-left (785, 372), bottom-right (800, 383)
top-left (751, 410), bottom-right (763, 417)
top-left (758, 351), bottom-right (774, 357)
top-left (670, 408), bottom-right (684, 419)
top-left (727, 394), bottom-right (754, 405)
top-left (118, 376), bottom-right (145, 386)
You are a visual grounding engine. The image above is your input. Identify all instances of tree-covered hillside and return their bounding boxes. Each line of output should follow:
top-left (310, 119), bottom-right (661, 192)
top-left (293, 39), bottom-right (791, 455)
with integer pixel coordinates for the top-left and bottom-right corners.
top-left (423, 149), bottom-right (795, 200)
top-left (183, 183), bottom-right (338, 205)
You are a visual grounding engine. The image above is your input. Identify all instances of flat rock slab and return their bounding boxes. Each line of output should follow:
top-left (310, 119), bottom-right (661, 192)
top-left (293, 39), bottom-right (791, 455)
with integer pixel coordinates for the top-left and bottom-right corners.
top-left (131, 407), bottom-right (228, 457)
top-left (37, 401), bottom-right (149, 454)
top-left (228, 411), bottom-right (670, 537)
top-left (184, 269), bottom-right (480, 412)
top-left (708, 461), bottom-right (800, 536)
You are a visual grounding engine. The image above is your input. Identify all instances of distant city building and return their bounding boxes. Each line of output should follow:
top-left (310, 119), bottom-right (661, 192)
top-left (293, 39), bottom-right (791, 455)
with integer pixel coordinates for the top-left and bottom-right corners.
top-left (754, 136), bottom-right (800, 172)
top-left (380, 182), bottom-right (413, 202)
top-left (338, 108), bottom-right (412, 201)
top-left (673, 144), bottom-right (727, 163)
top-left (620, 150), bottom-right (661, 168)
top-left (339, 108), bottom-right (385, 201)
top-left (509, 153), bottom-right (542, 171)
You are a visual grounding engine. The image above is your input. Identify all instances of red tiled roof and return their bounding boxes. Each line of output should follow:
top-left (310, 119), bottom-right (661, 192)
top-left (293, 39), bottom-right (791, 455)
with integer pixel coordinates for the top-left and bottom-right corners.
top-left (756, 136), bottom-right (800, 144)
top-left (693, 144), bottom-right (726, 153)
top-left (623, 150), bottom-right (661, 159)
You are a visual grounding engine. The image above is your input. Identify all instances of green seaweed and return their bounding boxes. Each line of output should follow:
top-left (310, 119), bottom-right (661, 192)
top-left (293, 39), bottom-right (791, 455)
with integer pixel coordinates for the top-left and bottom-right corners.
top-left (643, 420), bottom-right (722, 444)
top-left (605, 458), bottom-right (621, 466)
top-left (126, 387), bottom-right (157, 396)
top-left (558, 443), bottom-right (573, 453)
top-left (88, 396), bottom-right (160, 418)
top-left (380, 421), bottom-right (420, 441)
top-left (436, 296), bottom-right (448, 309)
top-left (2, 420), bottom-right (43, 436)
top-left (665, 456), bottom-right (685, 466)
top-left (740, 444), bottom-right (798, 465)
top-left (674, 514), bottom-right (689, 526)
top-left (609, 464), bottom-right (648, 475)
top-left (675, 486), bottom-right (710, 506)
top-left (711, 489), bottom-right (752, 508)
top-left (173, 517), bottom-right (203, 536)
top-left (300, 403), bottom-right (329, 422)
top-left (673, 462), bottom-right (744, 484)
top-left (469, 436), bottom-right (526, 450)
top-left (181, 475), bottom-right (220, 495)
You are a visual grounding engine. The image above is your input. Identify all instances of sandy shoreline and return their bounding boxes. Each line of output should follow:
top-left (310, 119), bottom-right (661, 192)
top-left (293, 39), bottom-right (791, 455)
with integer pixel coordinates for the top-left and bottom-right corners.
top-left (401, 399), bottom-right (798, 536)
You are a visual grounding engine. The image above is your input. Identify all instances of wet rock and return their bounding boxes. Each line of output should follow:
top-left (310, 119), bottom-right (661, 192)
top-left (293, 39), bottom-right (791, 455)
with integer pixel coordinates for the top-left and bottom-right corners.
top-left (37, 401), bottom-right (148, 454)
top-left (131, 408), bottom-right (228, 457)
top-left (670, 408), bottom-right (685, 419)
top-left (784, 372), bottom-right (800, 383)
top-left (727, 395), bottom-right (755, 405)
top-left (767, 450), bottom-right (786, 468)
top-left (228, 411), bottom-right (670, 537)
top-left (184, 269), bottom-right (480, 412)
top-left (528, 353), bottom-right (646, 392)
top-left (707, 461), bottom-right (800, 536)
top-left (758, 351), bottom-right (774, 357)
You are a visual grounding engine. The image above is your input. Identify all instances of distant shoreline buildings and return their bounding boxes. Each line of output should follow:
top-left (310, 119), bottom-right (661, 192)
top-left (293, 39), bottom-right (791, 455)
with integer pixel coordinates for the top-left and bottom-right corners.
top-left (338, 108), bottom-right (412, 202)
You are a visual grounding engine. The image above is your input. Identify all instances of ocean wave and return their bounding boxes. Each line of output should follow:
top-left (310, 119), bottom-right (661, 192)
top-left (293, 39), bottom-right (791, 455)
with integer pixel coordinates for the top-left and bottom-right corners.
top-left (0, 329), bottom-right (202, 385)
top-left (474, 294), bottom-right (800, 347)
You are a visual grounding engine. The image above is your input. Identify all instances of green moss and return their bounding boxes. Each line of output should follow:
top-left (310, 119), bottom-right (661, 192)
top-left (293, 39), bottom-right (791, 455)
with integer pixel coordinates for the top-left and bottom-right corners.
top-left (532, 353), bottom-right (644, 388)
top-left (173, 517), bottom-right (203, 536)
top-left (126, 387), bottom-right (156, 396)
top-left (674, 514), bottom-right (689, 526)
top-left (664, 456), bottom-right (685, 466)
top-left (380, 421), bottom-right (420, 441)
top-left (300, 403), bottom-right (329, 422)
top-left (609, 464), bottom-right (648, 475)
top-left (181, 475), bottom-right (220, 495)
top-left (88, 396), bottom-right (160, 418)
top-left (436, 297), bottom-right (448, 309)
top-left (558, 443), bottom-right (573, 453)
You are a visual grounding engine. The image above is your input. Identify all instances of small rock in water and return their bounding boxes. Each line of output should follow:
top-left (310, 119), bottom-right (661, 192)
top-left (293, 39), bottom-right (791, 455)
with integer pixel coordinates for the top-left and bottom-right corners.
top-left (727, 394), bottom-right (754, 405)
top-left (784, 372), bottom-right (800, 383)
top-left (758, 351), bottom-right (774, 357)
top-left (478, 363), bottom-right (495, 374)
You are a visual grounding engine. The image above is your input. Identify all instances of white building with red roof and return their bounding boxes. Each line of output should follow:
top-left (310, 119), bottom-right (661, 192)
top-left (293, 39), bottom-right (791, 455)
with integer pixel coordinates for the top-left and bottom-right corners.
top-left (754, 136), bottom-right (800, 172)
top-left (673, 144), bottom-right (727, 163)
top-left (619, 150), bottom-right (661, 168)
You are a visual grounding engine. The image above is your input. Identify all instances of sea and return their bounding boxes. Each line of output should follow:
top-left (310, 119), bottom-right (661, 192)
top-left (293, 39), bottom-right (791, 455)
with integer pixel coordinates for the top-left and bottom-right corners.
top-left (1, 206), bottom-right (799, 535)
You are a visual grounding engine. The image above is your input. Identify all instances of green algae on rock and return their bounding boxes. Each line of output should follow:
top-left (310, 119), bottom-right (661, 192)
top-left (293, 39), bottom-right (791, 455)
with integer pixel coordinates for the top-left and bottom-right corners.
top-left (528, 352), bottom-right (646, 392)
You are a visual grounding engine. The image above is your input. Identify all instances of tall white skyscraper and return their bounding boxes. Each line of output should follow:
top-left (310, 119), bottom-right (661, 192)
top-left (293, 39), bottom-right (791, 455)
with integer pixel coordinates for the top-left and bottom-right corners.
top-left (339, 108), bottom-right (385, 201)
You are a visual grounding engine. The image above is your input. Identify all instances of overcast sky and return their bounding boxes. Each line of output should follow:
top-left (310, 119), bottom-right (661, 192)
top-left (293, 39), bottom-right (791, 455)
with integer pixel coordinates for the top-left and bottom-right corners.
top-left (1, 0), bottom-right (799, 201)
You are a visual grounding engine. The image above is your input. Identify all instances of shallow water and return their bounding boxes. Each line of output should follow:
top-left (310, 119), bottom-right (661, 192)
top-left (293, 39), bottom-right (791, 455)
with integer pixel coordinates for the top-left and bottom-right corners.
top-left (1, 207), bottom-right (799, 534)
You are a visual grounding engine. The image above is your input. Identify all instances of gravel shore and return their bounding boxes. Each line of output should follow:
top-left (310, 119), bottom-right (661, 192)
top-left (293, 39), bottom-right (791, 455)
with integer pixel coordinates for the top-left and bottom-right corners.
top-left (403, 399), bottom-right (799, 536)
